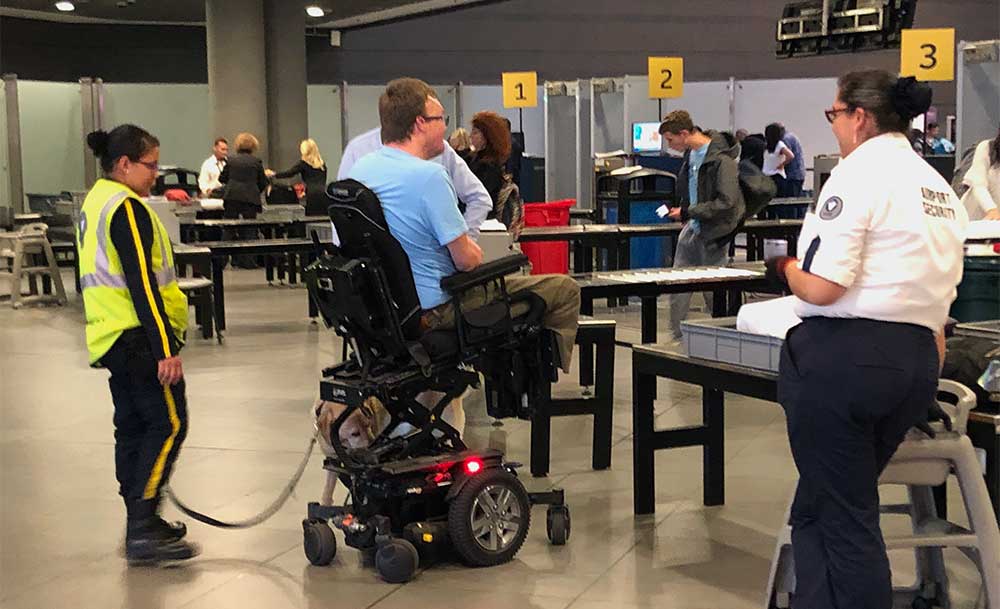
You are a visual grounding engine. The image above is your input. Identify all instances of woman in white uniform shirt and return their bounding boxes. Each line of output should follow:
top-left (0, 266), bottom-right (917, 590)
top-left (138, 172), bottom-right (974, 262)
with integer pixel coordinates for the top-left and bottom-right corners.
top-left (765, 70), bottom-right (968, 609)
top-left (961, 129), bottom-right (1000, 221)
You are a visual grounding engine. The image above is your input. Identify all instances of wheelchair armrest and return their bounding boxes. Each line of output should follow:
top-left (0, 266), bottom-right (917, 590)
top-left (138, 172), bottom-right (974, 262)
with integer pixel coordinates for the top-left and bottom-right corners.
top-left (440, 253), bottom-right (529, 295)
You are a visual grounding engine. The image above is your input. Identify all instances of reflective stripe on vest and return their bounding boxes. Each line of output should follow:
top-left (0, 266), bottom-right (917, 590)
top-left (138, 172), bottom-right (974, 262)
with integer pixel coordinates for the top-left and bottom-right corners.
top-left (79, 190), bottom-right (176, 290)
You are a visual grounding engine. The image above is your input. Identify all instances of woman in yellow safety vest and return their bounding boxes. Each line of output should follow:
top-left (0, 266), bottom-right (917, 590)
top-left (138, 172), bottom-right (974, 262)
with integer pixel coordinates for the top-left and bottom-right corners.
top-left (78, 124), bottom-right (198, 563)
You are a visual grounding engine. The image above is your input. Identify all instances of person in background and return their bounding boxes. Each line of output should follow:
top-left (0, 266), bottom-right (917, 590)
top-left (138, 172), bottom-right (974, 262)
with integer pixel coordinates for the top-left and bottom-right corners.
top-left (504, 117), bottom-right (524, 188)
top-left (763, 123), bottom-right (795, 197)
top-left (79, 124), bottom-right (198, 563)
top-left (219, 132), bottom-right (267, 220)
top-left (468, 111), bottom-right (512, 213)
top-left (266, 138), bottom-right (328, 217)
top-left (780, 124), bottom-right (807, 197)
top-left (659, 110), bottom-right (745, 340)
top-left (336, 126), bottom-right (492, 240)
top-left (926, 122), bottom-right (956, 154)
top-left (740, 133), bottom-right (766, 170)
top-left (447, 127), bottom-right (473, 161)
top-left (735, 128), bottom-right (750, 142)
top-left (198, 137), bottom-right (227, 197)
top-left (961, 128), bottom-right (1000, 220)
top-left (765, 70), bottom-right (966, 609)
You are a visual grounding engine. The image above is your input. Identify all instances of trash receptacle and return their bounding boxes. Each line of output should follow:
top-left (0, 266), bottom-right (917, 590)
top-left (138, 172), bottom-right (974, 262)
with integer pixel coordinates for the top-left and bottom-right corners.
top-left (596, 168), bottom-right (676, 269)
top-left (522, 200), bottom-right (574, 275)
top-left (950, 256), bottom-right (1000, 322)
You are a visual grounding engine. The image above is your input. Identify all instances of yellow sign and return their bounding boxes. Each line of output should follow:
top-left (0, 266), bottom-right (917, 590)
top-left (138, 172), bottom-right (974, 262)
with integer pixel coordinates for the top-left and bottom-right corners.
top-left (648, 57), bottom-right (684, 99)
top-left (502, 72), bottom-right (538, 108)
top-left (901, 28), bottom-right (955, 81)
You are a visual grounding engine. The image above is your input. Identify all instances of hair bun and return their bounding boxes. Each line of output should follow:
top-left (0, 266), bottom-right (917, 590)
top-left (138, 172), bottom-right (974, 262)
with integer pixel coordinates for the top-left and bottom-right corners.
top-left (890, 76), bottom-right (933, 121)
top-left (86, 130), bottom-right (110, 156)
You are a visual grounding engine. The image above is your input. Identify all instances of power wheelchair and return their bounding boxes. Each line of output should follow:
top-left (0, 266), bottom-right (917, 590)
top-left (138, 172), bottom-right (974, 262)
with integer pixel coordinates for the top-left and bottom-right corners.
top-left (301, 179), bottom-right (571, 583)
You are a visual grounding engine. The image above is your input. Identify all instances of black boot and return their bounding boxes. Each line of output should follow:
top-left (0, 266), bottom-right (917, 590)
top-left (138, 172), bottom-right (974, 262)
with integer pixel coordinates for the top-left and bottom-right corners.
top-left (125, 517), bottom-right (199, 563)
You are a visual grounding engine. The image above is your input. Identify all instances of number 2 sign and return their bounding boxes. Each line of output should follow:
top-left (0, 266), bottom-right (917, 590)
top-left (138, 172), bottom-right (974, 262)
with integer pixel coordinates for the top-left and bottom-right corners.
top-left (648, 57), bottom-right (684, 99)
top-left (901, 29), bottom-right (955, 82)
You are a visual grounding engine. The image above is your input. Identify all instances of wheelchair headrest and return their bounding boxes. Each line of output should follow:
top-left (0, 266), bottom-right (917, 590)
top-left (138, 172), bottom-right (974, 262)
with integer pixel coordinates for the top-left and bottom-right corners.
top-left (322, 179), bottom-right (423, 341)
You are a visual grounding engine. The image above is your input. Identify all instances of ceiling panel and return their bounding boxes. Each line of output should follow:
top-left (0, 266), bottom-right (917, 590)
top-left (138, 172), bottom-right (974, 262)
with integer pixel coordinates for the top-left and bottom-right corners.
top-left (0, 0), bottom-right (459, 25)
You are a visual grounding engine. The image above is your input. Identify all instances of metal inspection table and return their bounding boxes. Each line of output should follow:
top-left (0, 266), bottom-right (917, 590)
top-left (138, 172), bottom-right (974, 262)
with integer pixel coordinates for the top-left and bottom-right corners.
top-left (630, 346), bottom-right (1000, 521)
top-left (573, 264), bottom-right (773, 344)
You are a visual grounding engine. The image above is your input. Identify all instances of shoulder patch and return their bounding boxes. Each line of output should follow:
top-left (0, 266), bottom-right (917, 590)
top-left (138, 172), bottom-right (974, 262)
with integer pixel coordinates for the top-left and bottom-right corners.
top-left (818, 196), bottom-right (843, 220)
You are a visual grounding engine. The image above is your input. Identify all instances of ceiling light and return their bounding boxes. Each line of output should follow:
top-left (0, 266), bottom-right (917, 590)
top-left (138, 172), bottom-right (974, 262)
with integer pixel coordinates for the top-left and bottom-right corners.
top-left (305, 6), bottom-right (325, 17)
top-left (55, 1), bottom-right (75, 11)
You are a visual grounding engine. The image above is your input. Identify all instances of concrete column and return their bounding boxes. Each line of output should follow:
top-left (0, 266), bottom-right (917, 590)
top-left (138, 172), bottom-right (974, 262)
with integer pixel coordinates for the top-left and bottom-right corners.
top-left (206, 0), bottom-right (268, 162)
top-left (3, 74), bottom-right (24, 213)
top-left (264, 0), bottom-right (308, 172)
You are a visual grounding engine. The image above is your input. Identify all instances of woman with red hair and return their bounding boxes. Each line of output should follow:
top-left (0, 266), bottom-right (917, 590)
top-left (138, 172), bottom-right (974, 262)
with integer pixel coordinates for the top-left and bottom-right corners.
top-left (469, 111), bottom-right (512, 213)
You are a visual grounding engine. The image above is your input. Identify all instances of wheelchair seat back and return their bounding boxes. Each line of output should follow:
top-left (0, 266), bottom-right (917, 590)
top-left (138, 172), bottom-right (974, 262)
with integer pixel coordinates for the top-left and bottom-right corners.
top-left (308, 179), bottom-right (425, 367)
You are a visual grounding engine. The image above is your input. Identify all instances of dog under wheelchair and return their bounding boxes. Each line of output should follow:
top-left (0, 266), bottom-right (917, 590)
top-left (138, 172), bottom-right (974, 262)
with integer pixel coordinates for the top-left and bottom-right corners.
top-left (300, 180), bottom-right (571, 583)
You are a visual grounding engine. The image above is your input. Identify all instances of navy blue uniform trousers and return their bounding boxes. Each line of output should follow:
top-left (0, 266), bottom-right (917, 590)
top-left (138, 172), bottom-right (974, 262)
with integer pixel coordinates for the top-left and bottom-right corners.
top-left (102, 329), bottom-right (189, 520)
top-left (778, 317), bottom-right (938, 609)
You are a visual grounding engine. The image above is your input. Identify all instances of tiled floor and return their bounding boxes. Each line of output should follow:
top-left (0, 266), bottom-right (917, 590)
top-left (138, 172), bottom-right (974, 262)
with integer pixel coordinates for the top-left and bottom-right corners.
top-left (0, 269), bottom-right (985, 608)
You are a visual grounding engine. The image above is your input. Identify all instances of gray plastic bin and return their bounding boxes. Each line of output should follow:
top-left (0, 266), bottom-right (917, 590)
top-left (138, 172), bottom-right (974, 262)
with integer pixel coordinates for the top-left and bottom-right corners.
top-left (680, 317), bottom-right (784, 372)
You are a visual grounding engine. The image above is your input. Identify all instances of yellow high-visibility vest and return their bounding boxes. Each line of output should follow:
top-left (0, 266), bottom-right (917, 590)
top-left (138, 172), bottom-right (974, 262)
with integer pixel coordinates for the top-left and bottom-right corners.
top-left (77, 178), bottom-right (187, 364)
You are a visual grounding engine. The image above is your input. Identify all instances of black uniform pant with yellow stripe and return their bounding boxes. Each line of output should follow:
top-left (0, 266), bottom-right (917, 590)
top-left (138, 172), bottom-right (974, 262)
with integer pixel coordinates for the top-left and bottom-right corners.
top-left (102, 329), bottom-right (188, 521)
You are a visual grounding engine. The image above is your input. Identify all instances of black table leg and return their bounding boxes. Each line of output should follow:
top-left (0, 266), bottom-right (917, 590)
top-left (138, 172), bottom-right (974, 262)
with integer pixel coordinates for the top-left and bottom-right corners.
top-left (530, 381), bottom-right (552, 477)
top-left (592, 333), bottom-right (614, 471)
top-left (703, 387), bottom-right (725, 506)
top-left (632, 361), bottom-right (657, 515)
top-left (711, 289), bottom-right (727, 317)
top-left (289, 253), bottom-right (299, 284)
top-left (265, 256), bottom-right (275, 283)
top-left (211, 256), bottom-right (227, 331)
top-left (640, 297), bottom-right (657, 344)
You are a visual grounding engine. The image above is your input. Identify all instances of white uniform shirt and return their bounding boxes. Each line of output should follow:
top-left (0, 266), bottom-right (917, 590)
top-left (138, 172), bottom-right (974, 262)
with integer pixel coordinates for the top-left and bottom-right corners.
top-left (335, 127), bottom-right (493, 240)
top-left (960, 139), bottom-right (1000, 220)
top-left (198, 155), bottom-right (226, 195)
top-left (793, 132), bottom-right (969, 332)
top-left (763, 140), bottom-right (790, 178)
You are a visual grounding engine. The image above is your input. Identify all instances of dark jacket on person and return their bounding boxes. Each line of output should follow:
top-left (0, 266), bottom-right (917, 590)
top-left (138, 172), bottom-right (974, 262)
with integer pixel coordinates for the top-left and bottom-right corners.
top-left (675, 130), bottom-right (746, 242)
top-left (740, 135), bottom-right (766, 170)
top-left (219, 152), bottom-right (268, 206)
top-left (467, 153), bottom-right (505, 214)
top-left (272, 160), bottom-right (328, 216)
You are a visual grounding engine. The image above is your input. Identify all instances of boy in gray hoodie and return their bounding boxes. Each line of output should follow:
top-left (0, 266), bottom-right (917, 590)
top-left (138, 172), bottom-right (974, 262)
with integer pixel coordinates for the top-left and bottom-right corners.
top-left (659, 110), bottom-right (746, 339)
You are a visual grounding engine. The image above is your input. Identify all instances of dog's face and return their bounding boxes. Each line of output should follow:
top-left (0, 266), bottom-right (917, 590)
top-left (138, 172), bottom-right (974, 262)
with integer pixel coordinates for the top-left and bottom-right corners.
top-left (314, 398), bottom-right (385, 451)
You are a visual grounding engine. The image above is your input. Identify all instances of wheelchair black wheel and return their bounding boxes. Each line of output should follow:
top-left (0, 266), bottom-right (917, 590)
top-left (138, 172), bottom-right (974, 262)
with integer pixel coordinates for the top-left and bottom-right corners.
top-left (546, 505), bottom-right (570, 546)
top-left (375, 538), bottom-right (420, 583)
top-left (303, 519), bottom-right (337, 566)
top-left (448, 468), bottom-right (530, 567)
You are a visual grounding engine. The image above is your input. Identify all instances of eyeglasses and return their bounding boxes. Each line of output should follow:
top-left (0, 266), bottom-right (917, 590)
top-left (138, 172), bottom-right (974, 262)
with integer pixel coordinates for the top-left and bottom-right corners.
top-left (134, 160), bottom-right (159, 171)
top-left (824, 107), bottom-right (850, 124)
top-left (421, 115), bottom-right (450, 126)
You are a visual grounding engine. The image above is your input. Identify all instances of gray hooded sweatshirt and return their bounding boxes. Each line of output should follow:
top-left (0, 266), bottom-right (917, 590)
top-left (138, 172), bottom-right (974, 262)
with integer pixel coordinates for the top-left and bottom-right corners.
top-left (675, 130), bottom-right (746, 242)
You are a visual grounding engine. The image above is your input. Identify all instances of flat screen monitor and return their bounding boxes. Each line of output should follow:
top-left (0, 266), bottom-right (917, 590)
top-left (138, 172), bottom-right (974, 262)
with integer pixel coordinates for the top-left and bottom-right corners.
top-left (632, 122), bottom-right (662, 153)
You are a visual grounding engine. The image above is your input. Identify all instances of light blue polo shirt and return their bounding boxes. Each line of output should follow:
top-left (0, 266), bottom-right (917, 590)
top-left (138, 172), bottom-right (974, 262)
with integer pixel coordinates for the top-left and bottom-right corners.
top-left (687, 142), bottom-right (710, 233)
top-left (348, 146), bottom-right (469, 310)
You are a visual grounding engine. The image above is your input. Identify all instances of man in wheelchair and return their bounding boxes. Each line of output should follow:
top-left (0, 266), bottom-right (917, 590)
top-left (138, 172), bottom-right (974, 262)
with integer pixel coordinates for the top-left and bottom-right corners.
top-left (300, 77), bottom-right (578, 582)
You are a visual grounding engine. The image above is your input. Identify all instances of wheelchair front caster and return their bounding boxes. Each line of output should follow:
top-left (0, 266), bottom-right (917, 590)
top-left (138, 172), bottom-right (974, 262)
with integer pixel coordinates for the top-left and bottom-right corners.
top-left (546, 505), bottom-right (571, 546)
top-left (375, 538), bottom-right (419, 583)
top-left (303, 519), bottom-right (337, 566)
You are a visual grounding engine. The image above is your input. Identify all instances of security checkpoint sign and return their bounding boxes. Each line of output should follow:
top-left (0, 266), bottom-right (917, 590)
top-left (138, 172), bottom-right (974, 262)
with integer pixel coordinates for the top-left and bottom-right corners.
top-left (502, 72), bottom-right (538, 108)
top-left (900, 29), bottom-right (955, 81)
top-left (648, 57), bottom-right (684, 99)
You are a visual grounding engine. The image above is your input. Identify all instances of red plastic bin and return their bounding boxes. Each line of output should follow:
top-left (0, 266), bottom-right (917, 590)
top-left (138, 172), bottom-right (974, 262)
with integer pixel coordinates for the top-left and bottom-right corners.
top-left (521, 199), bottom-right (574, 275)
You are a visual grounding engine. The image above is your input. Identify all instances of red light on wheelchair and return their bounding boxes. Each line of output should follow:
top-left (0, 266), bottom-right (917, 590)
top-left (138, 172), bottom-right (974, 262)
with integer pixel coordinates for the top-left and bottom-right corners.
top-left (464, 459), bottom-right (483, 474)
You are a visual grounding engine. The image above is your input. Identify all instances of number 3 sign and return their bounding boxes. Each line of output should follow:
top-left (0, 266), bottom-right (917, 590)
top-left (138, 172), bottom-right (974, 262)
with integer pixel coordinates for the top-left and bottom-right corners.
top-left (901, 28), bottom-right (955, 82)
top-left (648, 57), bottom-right (684, 99)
